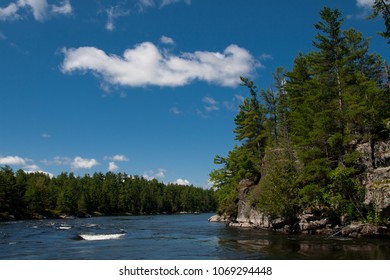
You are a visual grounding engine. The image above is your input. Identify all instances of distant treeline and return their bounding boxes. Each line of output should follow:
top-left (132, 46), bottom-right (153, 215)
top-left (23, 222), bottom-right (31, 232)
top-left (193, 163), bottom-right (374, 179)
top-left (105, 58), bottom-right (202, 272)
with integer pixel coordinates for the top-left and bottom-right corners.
top-left (0, 167), bottom-right (216, 219)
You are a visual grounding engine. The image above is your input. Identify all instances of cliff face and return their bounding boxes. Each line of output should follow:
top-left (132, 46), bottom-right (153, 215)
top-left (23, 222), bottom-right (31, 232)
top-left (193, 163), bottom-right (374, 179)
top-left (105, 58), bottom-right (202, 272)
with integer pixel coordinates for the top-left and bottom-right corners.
top-left (358, 140), bottom-right (390, 218)
top-left (229, 140), bottom-right (390, 233)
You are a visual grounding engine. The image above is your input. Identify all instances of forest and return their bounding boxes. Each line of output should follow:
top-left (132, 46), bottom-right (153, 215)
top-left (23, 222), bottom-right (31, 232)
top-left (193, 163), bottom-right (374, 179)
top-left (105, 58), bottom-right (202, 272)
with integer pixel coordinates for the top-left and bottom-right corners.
top-left (210, 5), bottom-right (390, 225)
top-left (0, 167), bottom-right (216, 219)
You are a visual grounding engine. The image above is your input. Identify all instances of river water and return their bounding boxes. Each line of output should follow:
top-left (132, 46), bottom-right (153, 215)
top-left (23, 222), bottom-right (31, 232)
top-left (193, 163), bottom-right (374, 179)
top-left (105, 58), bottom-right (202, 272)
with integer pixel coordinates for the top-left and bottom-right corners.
top-left (1, 213), bottom-right (389, 259)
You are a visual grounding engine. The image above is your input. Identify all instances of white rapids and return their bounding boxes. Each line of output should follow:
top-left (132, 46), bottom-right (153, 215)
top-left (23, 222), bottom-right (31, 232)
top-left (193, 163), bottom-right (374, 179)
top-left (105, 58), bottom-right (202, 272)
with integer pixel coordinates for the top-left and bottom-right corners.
top-left (79, 233), bottom-right (126, 241)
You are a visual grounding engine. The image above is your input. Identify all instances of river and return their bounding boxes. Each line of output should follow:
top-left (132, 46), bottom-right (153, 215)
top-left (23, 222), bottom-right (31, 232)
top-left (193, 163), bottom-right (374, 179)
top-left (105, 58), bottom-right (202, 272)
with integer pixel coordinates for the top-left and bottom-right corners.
top-left (1, 213), bottom-right (389, 259)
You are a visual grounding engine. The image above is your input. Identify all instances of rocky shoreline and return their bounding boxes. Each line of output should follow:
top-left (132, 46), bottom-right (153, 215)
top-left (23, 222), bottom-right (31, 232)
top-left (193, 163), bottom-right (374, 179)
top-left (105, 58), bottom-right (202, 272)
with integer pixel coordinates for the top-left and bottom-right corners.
top-left (208, 213), bottom-right (390, 238)
top-left (208, 140), bottom-right (390, 238)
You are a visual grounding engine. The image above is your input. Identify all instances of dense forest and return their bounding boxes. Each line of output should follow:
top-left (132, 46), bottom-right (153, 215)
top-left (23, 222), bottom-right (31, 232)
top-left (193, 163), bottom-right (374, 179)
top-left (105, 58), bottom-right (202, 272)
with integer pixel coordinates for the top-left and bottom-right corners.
top-left (210, 6), bottom-right (390, 225)
top-left (0, 167), bottom-right (216, 219)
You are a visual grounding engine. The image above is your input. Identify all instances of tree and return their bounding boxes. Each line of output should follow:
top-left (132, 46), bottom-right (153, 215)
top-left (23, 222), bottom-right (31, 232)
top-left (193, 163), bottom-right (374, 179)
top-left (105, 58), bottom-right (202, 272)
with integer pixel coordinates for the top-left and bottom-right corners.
top-left (370, 0), bottom-right (390, 42)
top-left (210, 77), bottom-right (268, 215)
top-left (0, 166), bottom-right (16, 213)
top-left (255, 140), bottom-right (300, 222)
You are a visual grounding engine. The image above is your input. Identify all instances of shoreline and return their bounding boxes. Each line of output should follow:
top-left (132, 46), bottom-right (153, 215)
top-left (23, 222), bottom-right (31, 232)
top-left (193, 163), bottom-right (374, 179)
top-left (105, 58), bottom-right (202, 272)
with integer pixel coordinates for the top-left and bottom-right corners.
top-left (208, 214), bottom-right (390, 238)
top-left (0, 211), bottom-right (209, 223)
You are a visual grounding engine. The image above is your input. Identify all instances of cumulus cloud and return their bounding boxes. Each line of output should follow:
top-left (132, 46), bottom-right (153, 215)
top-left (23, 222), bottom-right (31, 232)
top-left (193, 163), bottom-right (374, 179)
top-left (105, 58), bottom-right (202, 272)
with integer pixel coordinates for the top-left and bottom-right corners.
top-left (143, 168), bottom-right (166, 180)
top-left (104, 154), bottom-right (129, 162)
top-left (24, 163), bottom-right (41, 171)
top-left (61, 42), bottom-right (258, 88)
top-left (0, 155), bottom-right (27, 165)
top-left (174, 178), bottom-right (190, 186)
top-left (25, 170), bottom-right (54, 178)
top-left (71, 156), bottom-right (99, 169)
top-left (51, 0), bottom-right (72, 15)
top-left (160, 35), bottom-right (175, 45)
top-left (0, 0), bottom-right (72, 22)
top-left (0, 155), bottom-right (53, 177)
top-left (0, 2), bottom-right (20, 21)
top-left (108, 161), bottom-right (119, 172)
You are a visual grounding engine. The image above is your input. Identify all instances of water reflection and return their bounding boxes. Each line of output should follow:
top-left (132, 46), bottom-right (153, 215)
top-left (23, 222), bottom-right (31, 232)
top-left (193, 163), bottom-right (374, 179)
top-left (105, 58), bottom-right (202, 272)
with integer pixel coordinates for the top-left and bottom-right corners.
top-left (217, 227), bottom-right (390, 259)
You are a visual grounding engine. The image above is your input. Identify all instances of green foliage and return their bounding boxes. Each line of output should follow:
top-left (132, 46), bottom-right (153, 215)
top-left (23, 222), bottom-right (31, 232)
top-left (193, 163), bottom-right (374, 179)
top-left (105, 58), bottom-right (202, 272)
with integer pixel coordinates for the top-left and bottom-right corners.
top-left (369, 0), bottom-right (390, 42)
top-left (256, 142), bottom-right (300, 220)
top-left (210, 78), bottom-right (267, 215)
top-left (209, 6), bottom-right (390, 223)
top-left (0, 168), bottom-right (216, 218)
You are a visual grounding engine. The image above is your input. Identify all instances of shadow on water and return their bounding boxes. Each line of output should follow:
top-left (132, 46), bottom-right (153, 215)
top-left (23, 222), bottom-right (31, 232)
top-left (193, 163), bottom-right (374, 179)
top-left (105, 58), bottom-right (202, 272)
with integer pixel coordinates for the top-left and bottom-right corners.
top-left (218, 226), bottom-right (390, 259)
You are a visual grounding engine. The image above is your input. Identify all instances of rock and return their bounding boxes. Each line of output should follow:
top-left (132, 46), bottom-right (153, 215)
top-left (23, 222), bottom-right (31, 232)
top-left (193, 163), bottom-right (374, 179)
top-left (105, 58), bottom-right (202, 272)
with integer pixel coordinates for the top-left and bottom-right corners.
top-left (341, 224), bottom-right (364, 236)
top-left (360, 224), bottom-right (389, 237)
top-left (357, 140), bottom-right (390, 169)
top-left (208, 214), bottom-right (230, 223)
top-left (271, 218), bottom-right (286, 230)
top-left (341, 223), bottom-right (389, 238)
top-left (357, 140), bottom-right (390, 219)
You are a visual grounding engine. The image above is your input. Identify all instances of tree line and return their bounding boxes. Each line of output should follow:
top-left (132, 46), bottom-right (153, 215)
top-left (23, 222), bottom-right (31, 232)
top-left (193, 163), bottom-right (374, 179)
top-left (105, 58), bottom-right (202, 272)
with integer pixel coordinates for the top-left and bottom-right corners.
top-left (0, 167), bottom-right (216, 219)
top-left (210, 6), bottom-right (390, 225)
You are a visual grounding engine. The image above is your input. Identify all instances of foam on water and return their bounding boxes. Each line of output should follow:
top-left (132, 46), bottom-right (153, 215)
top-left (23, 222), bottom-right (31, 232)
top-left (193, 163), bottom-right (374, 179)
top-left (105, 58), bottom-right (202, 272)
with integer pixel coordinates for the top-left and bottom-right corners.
top-left (79, 233), bottom-right (125, 241)
top-left (58, 226), bottom-right (72, 230)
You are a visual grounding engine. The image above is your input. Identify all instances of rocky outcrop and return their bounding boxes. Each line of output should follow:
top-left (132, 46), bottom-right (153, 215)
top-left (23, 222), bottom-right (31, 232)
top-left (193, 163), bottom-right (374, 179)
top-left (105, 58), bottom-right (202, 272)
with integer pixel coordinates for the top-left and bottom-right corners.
top-left (208, 214), bottom-right (231, 223)
top-left (230, 179), bottom-right (272, 229)
top-left (358, 140), bottom-right (390, 218)
top-left (210, 139), bottom-right (390, 237)
top-left (341, 223), bottom-right (389, 238)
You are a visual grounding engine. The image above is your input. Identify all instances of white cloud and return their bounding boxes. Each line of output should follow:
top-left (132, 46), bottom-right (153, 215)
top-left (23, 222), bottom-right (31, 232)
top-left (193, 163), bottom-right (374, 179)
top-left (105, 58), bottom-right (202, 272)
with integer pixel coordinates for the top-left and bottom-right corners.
top-left (25, 170), bottom-right (54, 178)
top-left (138, 0), bottom-right (155, 9)
top-left (0, 0), bottom-right (72, 22)
top-left (61, 42), bottom-right (258, 88)
top-left (137, 0), bottom-right (190, 10)
top-left (223, 94), bottom-right (244, 111)
top-left (105, 5), bottom-right (130, 31)
top-left (41, 133), bottom-right (51, 138)
top-left (202, 96), bottom-right (219, 112)
top-left (51, 0), bottom-right (72, 15)
top-left (160, 0), bottom-right (191, 8)
top-left (170, 106), bottom-right (181, 115)
top-left (24, 163), bottom-right (40, 171)
top-left (18, 0), bottom-right (49, 21)
top-left (0, 3), bottom-right (20, 21)
top-left (108, 161), bottom-right (119, 172)
top-left (259, 53), bottom-right (273, 61)
top-left (143, 168), bottom-right (166, 180)
top-left (0, 155), bottom-right (27, 165)
top-left (160, 35), bottom-right (175, 45)
top-left (104, 154), bottom-right (129, 162)
top-left (174, 178), bottom-right (190, 186)
top-left (71, 156), bottom-right (99, 169)
top-left (0, 155), bottom-right (53, 177)
top-left (356, 0), bottom-right (374, 9)
top-left (0, 32), bottom-right (6, 40)
top-left (41, 156), bottom-right (71, 166)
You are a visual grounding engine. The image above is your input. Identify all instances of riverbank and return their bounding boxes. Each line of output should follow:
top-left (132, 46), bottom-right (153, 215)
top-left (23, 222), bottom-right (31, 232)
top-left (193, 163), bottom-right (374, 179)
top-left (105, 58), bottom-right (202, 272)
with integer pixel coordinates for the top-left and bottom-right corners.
top-left (0, 210), bottom-right (206, 222)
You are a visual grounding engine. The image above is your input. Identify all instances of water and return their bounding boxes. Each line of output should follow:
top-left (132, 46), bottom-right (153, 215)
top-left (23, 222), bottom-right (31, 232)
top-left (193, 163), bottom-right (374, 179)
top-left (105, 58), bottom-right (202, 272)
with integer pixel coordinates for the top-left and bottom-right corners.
top-left (1, 213), bottom-right (389, 259)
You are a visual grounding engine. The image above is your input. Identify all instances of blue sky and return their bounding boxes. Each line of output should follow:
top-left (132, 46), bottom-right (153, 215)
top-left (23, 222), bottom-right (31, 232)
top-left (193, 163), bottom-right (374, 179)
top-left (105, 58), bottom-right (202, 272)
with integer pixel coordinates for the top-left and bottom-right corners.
top-left (0, 0), bottom-right (388, 188)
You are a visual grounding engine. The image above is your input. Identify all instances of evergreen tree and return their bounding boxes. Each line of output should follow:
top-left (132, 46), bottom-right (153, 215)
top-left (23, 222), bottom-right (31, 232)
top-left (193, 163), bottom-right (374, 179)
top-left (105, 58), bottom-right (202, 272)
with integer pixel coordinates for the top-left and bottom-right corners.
top-left (370, 0), bottom-right (390, 42)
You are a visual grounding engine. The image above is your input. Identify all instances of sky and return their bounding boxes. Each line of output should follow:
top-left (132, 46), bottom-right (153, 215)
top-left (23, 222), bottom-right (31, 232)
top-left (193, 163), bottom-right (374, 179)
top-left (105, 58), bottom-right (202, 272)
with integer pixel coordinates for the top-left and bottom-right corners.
top-left (0, 0), bottom-right (388, 188)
